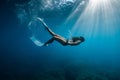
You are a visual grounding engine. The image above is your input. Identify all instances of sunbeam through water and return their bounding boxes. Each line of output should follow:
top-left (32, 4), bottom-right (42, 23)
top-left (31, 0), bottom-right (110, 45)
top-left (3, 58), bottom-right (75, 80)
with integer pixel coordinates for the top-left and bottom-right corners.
top-left (67, 0), bottom-right (120, 39)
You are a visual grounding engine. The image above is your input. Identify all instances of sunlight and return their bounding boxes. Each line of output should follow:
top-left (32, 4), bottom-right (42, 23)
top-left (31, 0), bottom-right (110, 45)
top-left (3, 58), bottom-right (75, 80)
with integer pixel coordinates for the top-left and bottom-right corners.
top-left (67, 0), bottom-right (120, 38)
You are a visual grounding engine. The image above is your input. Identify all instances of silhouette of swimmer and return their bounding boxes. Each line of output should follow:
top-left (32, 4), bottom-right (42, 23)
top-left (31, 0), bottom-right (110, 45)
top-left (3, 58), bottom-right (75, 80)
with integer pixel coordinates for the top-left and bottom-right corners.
top-left (37, 18), bottom-right (85, 46)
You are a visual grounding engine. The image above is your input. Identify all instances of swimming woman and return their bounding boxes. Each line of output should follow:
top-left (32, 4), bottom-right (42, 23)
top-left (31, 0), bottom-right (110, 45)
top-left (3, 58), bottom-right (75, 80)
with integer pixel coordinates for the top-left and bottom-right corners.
top-left (37, 18), bottom-right (85, 46)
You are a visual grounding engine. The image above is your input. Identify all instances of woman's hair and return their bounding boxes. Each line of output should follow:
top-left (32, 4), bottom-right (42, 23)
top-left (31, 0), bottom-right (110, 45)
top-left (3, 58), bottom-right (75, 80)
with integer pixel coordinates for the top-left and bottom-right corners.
top-left (72, 36), bottom-right (85, 42)
top-left (79, 36), bottom-right (85, 42)
top-left (72, 37), bottom-right (79, 42)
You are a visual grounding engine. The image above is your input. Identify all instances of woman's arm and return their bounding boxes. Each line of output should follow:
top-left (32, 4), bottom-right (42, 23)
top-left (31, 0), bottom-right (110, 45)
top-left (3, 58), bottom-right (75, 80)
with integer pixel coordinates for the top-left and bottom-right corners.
top-left (68, 40), bottom-right (81, 45)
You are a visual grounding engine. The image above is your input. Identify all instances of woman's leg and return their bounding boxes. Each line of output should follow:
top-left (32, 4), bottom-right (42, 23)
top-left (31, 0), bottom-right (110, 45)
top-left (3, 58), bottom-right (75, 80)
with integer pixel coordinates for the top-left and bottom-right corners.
top-left (37, 17), bottom-right (57, 36)
top-left (54, 36), bottom-right (68, 46)
top-left (45, 27), bottom-right (57, 36)
top-left (43, 37), bottom-right (54, 46)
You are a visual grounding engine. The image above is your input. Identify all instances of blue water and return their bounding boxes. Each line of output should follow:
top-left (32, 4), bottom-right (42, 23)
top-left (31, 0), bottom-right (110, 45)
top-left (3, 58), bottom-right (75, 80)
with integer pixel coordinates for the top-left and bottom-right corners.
top-left (1, 0), bottom-right (120, 80)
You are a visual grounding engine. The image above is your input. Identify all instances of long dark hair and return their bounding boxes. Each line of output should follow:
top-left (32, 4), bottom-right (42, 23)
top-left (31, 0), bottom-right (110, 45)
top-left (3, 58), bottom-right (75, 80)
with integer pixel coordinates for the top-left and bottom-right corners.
top-left (79, 36), bottom-right (85, 42)
top-left (72, 36), bottom-right (85, 42)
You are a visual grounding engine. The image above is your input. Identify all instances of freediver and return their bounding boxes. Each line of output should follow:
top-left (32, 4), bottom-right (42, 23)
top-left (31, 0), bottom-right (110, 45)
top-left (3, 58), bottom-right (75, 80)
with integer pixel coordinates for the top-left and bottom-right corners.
top-left (37, 18), bottom-right (85, 46)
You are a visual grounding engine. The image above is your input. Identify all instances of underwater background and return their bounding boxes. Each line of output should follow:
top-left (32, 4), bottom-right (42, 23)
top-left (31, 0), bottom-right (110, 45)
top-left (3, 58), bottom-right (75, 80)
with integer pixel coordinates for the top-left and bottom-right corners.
top-left (0, 0), bottom-right (120, 80)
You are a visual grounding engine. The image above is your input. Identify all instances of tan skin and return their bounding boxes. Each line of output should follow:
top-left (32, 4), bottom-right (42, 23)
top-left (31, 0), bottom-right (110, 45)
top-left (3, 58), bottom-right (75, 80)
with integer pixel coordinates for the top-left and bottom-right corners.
top-left (37, 18), bottom-right (85, 46)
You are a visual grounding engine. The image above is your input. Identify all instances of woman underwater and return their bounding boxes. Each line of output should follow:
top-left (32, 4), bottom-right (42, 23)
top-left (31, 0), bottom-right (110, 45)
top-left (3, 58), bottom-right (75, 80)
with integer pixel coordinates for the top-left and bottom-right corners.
top-left (37, 18), bottom-right (85, 46)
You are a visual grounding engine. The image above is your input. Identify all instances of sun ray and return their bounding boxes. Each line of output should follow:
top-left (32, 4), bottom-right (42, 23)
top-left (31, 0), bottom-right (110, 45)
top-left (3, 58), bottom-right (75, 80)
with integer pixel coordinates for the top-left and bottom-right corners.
top-left (66, 0), bottom-right (120, 39)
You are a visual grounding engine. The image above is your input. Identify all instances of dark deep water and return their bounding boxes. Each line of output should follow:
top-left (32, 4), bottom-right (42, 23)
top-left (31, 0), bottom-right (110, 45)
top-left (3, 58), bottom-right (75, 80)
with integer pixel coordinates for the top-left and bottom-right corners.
top-left (1, 0), bottom-right (120, 80)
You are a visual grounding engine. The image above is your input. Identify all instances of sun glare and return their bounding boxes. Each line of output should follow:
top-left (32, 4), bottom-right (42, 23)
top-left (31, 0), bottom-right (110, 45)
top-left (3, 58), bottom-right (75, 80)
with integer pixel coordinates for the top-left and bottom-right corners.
top-left (66, 0), bottom-right (120, 38)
